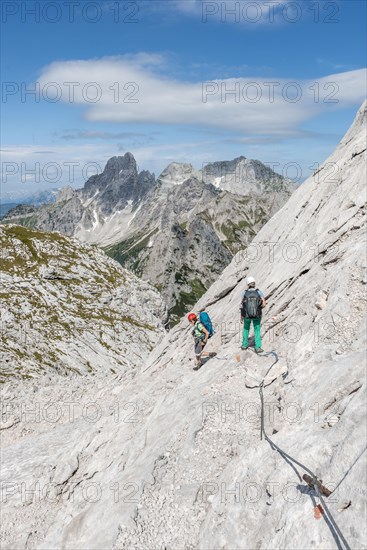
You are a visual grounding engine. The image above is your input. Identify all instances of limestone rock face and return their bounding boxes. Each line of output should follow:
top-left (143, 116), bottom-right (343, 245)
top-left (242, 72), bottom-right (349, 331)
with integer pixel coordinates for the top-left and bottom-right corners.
top-left (0, 225), bottom-right (167, 381)
top-left (1, 102), bottom-right (366, 550)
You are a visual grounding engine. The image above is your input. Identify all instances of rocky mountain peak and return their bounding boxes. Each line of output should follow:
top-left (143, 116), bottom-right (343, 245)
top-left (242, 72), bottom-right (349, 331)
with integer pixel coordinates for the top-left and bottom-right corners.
top-left (161, 161), bottom-right (196, 176)
top-left (104, 153), bottom-right (137, 177)
top-left (80, 153), bottom-right (155, 216)
top-left (83, 153), bottom-right (138, 197)
top-left (202, 155), bottom-right (294, 196)
top-left (157, 162), bottom-right (200, 192)
top-left (56, 185), bottom-right (75, 203)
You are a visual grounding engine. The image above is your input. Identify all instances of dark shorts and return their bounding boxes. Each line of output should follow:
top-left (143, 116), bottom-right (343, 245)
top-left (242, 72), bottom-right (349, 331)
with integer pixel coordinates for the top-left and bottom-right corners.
top-left (195, 338), bottom-right (205, 356)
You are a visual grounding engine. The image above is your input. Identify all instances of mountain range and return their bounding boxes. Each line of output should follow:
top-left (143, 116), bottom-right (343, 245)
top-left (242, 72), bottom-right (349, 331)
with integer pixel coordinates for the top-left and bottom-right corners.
top-left (2, 154), bottom-right (294, 322)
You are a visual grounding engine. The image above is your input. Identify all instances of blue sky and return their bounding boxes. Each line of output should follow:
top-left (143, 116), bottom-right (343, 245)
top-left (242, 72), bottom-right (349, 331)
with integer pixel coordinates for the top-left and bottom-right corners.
top-left (1, 0), bottom-right (366, 200)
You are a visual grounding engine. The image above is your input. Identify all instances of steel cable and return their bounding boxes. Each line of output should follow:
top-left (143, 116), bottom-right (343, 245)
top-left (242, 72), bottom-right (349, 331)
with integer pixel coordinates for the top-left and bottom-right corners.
top-left (257, 352), bottom-right (352, 550)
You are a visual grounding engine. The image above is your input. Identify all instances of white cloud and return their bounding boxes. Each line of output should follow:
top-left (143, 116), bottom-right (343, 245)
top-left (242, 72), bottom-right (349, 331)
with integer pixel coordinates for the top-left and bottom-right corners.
top-left (3, 52), bottom-right (365, 199)
top-left (37, 54), bottom-right (367, 135)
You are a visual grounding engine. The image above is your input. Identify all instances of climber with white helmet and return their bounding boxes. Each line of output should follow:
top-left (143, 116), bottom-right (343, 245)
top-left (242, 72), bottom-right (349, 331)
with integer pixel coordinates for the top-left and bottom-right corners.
top-left (240, 276), bottom-right (266, 353)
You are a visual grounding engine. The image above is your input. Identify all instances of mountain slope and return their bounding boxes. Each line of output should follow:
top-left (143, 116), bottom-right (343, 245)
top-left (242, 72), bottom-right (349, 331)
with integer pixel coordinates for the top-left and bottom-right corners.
top-left (104, 176), bottom-right (281, 321)
top-left (1, 104), bottom-right (366, 549)
top-left (0, 225), bottom-right (167, 381)
top-left (0, 203), bottom-right (18, 217)
top-left (102, 159), bottom-right (294, 321)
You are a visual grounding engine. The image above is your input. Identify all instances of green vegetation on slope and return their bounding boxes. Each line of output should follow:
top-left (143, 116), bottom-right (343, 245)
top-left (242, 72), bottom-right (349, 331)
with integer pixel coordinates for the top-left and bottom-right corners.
top-left (169, 277), bottom-right (207, 325)
top-left (104, 228), bottom-right (158, 277)
top-left (1, 224), bottom-right (161, 380)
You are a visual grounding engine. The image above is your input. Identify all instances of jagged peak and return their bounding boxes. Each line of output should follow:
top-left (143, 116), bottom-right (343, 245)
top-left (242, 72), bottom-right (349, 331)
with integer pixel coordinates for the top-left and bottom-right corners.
top-left (156, 162), bottom-right (200, 193)
top-left (229, 155), bottom-right (247, 163)
top-left (157, 161), bottom-right (198, 182)
top-left (56, 185), bottom-right (75, 203)
top-left (104, 153), bottom-right (137, 174)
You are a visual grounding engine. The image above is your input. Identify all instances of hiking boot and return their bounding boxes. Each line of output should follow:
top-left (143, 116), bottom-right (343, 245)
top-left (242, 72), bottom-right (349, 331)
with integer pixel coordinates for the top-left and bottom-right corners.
top-left (208, 352), bottom-right (217, 358)
top-left (241, 345), bottom-right (248, 350)
top-left (255, 347), bottom-right (264, 353)
top-left (193, 361), bottom-right (202, 371)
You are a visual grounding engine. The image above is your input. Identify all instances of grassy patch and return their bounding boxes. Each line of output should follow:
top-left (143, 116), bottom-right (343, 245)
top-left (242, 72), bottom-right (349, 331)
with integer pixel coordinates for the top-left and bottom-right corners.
top-left (104, 228), bottom-right (158, 277)
top-left (4, 225), bottom-right (65, 243)
top-left (169, 277), bottom-right (207, 325)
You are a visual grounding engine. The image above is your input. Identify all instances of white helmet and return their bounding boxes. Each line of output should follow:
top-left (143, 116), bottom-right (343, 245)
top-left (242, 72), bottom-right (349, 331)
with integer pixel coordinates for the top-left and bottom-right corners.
top-left (246, 275), bottom-right (255, 286)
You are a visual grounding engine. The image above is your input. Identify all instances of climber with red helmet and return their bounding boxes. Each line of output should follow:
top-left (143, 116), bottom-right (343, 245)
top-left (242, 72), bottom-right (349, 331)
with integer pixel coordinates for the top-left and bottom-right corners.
top-left (188, 312), bottom-right (213, 370)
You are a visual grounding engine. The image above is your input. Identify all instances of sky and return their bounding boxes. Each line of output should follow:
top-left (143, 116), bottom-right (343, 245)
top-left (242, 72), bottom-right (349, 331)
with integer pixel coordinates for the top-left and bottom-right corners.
top-left (1, 0), bottom-right (366, 201)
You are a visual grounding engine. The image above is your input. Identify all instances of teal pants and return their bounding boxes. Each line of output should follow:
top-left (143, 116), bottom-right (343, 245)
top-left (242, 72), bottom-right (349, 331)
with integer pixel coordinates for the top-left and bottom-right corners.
top-left (242, 318), bottom-right (262, 348)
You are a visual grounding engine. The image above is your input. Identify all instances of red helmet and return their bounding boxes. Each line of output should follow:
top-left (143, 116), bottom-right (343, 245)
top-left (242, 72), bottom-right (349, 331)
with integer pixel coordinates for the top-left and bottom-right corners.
top-left (188, 312), bottom-right (197, 322)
